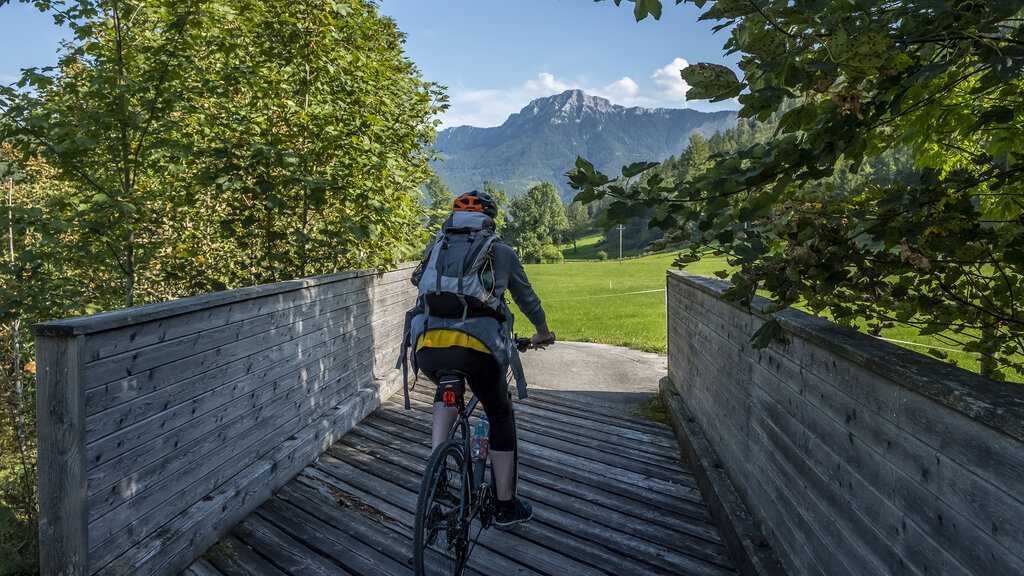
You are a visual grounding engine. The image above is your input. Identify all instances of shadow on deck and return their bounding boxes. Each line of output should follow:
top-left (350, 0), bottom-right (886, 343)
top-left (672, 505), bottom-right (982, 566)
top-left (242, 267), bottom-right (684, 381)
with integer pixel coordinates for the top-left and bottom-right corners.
top-left (183, 382), bottom-right (738, 576)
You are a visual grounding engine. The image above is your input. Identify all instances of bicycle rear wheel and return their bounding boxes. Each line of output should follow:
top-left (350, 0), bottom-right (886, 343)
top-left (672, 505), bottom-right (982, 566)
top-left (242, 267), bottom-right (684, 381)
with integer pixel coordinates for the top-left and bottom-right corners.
top-left (413, 441), bottom-right (471, 576)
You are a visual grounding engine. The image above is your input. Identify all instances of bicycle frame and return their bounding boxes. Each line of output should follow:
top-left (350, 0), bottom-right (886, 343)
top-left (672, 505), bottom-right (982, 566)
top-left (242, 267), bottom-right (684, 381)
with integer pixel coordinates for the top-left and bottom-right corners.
top-left (445, 392), bottom-right (492, 529)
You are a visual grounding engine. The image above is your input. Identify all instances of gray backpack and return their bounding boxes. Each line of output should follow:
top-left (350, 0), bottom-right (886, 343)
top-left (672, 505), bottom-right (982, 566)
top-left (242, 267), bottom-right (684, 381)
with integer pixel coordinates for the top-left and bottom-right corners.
top-left (412, 212), bottom-right (504, 322)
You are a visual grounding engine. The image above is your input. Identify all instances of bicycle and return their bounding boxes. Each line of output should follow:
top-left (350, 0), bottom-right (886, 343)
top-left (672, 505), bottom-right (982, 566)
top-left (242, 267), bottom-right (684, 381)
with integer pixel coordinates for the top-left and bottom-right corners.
top-left (411, 334), bottom-right (555, 576)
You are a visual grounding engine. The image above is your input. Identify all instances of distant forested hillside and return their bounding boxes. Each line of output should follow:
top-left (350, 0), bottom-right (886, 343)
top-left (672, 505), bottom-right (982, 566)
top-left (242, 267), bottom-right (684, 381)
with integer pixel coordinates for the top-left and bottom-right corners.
top-left (433, 89), bottom-right (736, 200)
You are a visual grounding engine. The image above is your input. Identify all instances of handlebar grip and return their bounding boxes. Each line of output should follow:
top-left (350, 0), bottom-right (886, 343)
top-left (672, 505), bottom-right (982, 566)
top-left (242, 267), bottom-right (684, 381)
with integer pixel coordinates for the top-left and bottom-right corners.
top-left (515, 333), bottom-right (556, 351)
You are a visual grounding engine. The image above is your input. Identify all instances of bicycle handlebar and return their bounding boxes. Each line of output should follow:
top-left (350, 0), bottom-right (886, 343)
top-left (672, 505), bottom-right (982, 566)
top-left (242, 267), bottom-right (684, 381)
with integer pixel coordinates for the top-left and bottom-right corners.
top-left (514, 332), bottom-right (556, 352)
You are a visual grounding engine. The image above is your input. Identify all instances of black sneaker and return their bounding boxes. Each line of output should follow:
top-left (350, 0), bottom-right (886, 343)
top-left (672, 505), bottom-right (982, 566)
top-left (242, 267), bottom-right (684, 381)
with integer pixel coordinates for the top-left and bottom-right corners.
top-left (493, 498), bottom-right (533, 530)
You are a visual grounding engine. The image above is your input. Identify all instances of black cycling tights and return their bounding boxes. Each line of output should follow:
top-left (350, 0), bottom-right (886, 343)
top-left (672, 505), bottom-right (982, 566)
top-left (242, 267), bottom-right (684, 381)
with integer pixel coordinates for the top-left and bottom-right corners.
top-left (415, 346), bottom-right (516, 452)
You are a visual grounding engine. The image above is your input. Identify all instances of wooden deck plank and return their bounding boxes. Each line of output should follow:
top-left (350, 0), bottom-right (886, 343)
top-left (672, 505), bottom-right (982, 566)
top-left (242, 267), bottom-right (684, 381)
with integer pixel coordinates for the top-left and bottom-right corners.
top-left (364, 406), bottom-right (712, 517)
top-left (406, 385), bottom-right (689, 469)
top-left (311, 451), bottom-right (617, 576)
top-left (327, 428), bottom-right (705, 575)
top-left (388, 395), bottom-right (703, 494)
top-left (203, 535), bottom-right (290, 576)
top-left (521, 387), bottom-right (674, 435)
top-left (188, 387), bottom-right (738, 575)
top-left (342, 421), bottom-right (719, 539)
top-left (397, 390), bottom-right (698, 488)
top-left (322, 438), bottom-right (717, 575)
top-left (233, 515), bottom-right (353, 576)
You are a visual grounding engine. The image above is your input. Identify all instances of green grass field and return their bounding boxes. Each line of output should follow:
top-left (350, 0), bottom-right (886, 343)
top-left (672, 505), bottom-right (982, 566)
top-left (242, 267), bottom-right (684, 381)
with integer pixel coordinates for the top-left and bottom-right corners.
top-left (511, 251), bottom-right (732, 354)
top-left (560, 233), bottom-right (646, 261)
top-left (511, 248), bottom-right (1022, 382)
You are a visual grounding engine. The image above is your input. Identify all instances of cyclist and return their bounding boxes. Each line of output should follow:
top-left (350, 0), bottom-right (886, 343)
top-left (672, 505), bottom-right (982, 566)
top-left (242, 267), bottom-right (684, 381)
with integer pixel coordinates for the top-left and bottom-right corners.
top-left (407, 190), bottom-right (553, 530)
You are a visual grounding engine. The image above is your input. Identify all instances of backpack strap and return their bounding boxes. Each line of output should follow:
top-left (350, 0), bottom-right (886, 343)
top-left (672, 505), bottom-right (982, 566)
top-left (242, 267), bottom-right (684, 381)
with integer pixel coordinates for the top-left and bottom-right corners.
top-left (456, 233), bottom-right (471, 321)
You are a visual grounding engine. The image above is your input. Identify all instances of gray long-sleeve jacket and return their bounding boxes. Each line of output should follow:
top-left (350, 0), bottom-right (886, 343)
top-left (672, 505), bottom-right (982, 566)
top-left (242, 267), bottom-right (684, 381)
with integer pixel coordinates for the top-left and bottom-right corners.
top-left (482, 241), bottom-right (546, 328)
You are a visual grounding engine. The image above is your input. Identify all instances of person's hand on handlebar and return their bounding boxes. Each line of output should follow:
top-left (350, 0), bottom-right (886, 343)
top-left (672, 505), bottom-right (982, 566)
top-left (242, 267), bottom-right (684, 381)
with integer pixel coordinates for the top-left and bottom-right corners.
top-left (531, 323), bottom-right (556, 348)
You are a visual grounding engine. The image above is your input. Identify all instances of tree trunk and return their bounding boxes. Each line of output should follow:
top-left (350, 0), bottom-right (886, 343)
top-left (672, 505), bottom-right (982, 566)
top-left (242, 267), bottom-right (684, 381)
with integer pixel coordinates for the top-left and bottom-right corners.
top-left (7, 179), bottom-right (31, 495)
top-left (114, 1), bottom-right (136, 308)
top-left (979, 324), bottom-right (997, 378)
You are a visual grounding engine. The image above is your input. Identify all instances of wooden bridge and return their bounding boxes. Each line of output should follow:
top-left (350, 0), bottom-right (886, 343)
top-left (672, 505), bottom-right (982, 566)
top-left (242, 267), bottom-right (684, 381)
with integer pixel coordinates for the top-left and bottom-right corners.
top-left (33, 265), bottom-right (1024, 575)
top-left (182, 381), bottom-right (737, 576)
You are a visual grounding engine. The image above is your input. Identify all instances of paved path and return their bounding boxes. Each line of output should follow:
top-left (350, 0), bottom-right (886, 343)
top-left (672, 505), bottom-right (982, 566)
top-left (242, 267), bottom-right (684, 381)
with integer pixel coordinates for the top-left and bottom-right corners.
top-left (520, 340), bottom-right (668, 410)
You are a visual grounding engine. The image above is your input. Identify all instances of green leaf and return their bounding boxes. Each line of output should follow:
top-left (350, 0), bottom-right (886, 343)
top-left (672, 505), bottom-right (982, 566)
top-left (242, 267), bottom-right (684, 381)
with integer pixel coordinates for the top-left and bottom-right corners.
top-left (621, 161), bottom-right (659, 178)
top-left (632, 0), bottom-right (663, 21)
top-left (750, 318), bottom-right (783, 349)
top-left (680, 63), bottom-right (744, 102)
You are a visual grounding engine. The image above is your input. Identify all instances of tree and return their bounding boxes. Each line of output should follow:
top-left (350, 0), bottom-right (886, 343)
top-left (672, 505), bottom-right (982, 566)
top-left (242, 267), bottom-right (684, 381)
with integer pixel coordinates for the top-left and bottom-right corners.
top-left (0, 2), bottom-right (446, 569)
top-left (505, 182), bottom-right (568, 263)
top-left (576, 0), bottom-right (1024, 379)
top-left (564, 201), bottom-right (592, 252)
top-left (1, 0), bottom-right (445, 303)
top-left (679, 133), bottom-right (711, 182)
top-left (483, 180), bottom-right (511, 235)
top-left (424, 173), bottom-right (454, 233)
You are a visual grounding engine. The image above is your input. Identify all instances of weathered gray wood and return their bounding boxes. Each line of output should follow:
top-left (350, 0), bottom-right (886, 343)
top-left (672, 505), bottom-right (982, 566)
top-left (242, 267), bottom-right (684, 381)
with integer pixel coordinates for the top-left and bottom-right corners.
top-left (82, 271), bottom-right (373, 364)
top-left (662, 381), bottom-right (787, 576)
top-left (667, 271), bottom-right (1024, 576)
top-left (521, 387), bottom-right (675, 435)
top-left (178, 376), bottom-right (742, 576)
top-left (88, 357), bottom-right (378, 567)
top-left (678, 277), bottom-right (1024, 572)
top-left (308, 451), bottom-right (659, 576)
top-left (344, 418), bottom-right (716, 534)
top-left (233, 515), bottom-right (353, 576)
top-left (257, 497), bottom-right (412, 575)
top-left (204, 535), bottom-right (289, 576)
top-left (178, 557), bottom-right (221, 576)
top-left (84, 289), bottom-right (373, 404)
top-left (35, 335), bottom-right (89, 576)
top-left (366, 404), bottom-right (713, 518)
top-left (36, 263), bottom-right (416, 338)
top-left (85, 315), bottom-right (375, 472)
top-left (333, 429), bottom-right (726, 561)
top-left (85, 321), bottom-right (377, 497)
top-left (98, 374), bottom-right (392, 575)
top-left (87, 336), bottom-right (375, 516)
top-left (761, 337), bottom-right (1024, 563)
top-left (288, 474), bottom-right (497, 576)
top-left (31, 264), bottom-right (416, 576)
top-left (398, 391), bottom-right (704, 499)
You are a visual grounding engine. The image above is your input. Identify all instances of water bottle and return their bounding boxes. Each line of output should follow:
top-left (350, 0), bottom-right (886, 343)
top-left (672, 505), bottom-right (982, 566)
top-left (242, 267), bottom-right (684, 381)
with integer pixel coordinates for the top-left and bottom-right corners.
top-left (470, 413), bottom-right (490, 462)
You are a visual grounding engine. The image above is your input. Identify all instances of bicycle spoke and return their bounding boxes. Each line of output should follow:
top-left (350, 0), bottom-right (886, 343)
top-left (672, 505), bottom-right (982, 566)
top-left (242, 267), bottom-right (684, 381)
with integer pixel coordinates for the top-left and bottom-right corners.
top-left (414, 441), bottom-right (471, 576)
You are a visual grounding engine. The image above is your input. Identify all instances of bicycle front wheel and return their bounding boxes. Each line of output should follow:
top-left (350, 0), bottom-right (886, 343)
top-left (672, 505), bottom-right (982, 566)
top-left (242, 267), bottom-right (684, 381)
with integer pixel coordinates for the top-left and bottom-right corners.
top-left (413, 440), bottom-right (471, 576)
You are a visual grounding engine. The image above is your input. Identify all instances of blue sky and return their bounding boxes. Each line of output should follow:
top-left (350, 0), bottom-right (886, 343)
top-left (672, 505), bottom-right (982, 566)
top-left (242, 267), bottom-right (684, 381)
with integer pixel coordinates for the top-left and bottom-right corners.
top-left (0, 0), bottom-right (740, 128)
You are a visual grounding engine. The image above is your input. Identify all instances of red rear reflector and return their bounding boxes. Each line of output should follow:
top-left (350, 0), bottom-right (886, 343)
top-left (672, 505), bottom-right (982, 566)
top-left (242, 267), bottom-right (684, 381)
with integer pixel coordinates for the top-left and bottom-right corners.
top-left (443, 391), bottom-right (456, 405)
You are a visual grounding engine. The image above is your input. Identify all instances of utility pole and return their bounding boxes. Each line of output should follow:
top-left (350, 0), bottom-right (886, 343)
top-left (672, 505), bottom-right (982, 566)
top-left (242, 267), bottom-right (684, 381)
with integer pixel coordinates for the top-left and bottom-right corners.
top-left (617, 224), bottom-right (624, 262)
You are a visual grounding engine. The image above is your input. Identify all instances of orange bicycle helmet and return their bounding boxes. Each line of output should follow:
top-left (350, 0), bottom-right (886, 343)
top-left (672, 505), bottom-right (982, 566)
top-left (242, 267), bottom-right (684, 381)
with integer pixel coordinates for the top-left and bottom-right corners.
top-left (452, 190), bottom-right (498, 219)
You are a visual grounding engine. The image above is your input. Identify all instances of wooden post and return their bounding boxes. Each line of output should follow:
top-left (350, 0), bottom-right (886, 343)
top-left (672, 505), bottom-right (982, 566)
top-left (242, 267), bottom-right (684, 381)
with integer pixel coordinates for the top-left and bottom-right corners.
top-left (35, 332), bottom-right (88, 576)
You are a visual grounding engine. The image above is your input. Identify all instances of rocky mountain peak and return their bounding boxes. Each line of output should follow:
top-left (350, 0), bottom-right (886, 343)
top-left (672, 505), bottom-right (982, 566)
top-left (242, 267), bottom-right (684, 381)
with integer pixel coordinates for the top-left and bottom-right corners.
top-left (508, 89), bottom-right (622, 125)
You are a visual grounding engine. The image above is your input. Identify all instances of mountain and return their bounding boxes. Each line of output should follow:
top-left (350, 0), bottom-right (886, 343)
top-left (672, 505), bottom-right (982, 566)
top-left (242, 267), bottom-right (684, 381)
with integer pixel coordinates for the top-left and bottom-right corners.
top-left (432, 89), bottom-right (737, 201)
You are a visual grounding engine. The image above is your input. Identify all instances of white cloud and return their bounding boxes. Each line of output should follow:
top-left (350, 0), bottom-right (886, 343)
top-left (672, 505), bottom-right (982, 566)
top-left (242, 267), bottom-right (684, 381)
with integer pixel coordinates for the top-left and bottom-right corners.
top-left (651, 57), bottom-right (691, 101)
top-left (602, 76), bottom-right (641, 103)
top-left (593, 58), bottom-right (693, 108)
top-left (440, 72), bottom-right (579, 128)
top-left (524, 72), bottom-right (572, 95)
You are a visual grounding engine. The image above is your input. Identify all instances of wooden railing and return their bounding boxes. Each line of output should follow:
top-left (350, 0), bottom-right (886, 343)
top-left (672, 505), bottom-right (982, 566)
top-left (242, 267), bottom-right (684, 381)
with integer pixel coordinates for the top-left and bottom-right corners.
top-left (666, 270), bottom-right (1024, 576)
top-left (33, 264), bottom-right (416, 576)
